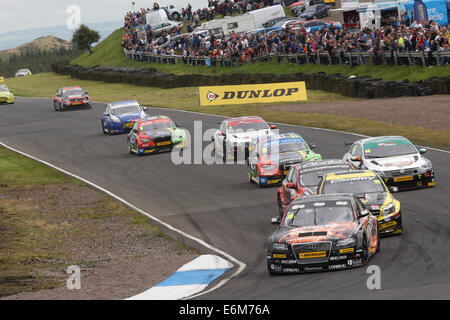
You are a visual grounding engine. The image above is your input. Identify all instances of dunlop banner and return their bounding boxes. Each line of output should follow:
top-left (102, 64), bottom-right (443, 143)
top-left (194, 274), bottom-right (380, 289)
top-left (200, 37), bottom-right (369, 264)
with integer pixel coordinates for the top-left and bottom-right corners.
top-left (198, 81), bottom-right (307, 106)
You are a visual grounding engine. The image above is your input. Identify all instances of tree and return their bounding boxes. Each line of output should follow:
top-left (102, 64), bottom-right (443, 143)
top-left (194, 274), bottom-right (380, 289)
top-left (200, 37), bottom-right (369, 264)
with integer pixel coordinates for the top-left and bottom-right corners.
top-left (72, 24), bottom-right (100, 52)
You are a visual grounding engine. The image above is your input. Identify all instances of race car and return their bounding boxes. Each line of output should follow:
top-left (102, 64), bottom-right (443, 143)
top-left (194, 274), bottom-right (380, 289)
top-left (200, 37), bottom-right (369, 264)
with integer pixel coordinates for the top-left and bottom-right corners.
top-left (267, 194), bottom-right (379, 274)
top-left (0, 85), bottom-right (14, 104)
top-left (277, 159), bottom-right (353, 217)
top-left (212, 116), bottom-right (277, 161)
top-left (247, 133), bottom-right (321, 187)
top-left (127, 115), bottom-right (187, 156)
top-left (317, 170), bottom-right (402, 236)
top-left (101, 100), bottom-right (148, 135)
top-left (343, 136), bottom-right (435, 190)
top-left (54, 86), bottom-right (91, 111)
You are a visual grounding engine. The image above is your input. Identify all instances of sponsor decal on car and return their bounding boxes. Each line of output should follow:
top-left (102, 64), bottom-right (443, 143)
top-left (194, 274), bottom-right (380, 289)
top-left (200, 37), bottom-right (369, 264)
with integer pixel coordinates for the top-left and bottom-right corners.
top-left (299, 251), bottom-right (326, 259)
top-left (339, 247), bottom-right (354, 254)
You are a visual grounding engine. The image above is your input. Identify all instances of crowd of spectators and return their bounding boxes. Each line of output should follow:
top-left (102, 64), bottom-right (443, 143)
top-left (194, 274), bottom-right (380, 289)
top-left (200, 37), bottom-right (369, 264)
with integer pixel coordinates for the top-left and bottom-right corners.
top-left (122, 5), bottom-right (450, 66)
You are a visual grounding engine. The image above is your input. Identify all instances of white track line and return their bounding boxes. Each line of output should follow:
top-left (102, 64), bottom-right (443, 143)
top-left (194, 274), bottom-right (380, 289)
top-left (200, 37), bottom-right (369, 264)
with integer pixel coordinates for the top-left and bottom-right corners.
top-left (0, 140), bottom-right (246, 299)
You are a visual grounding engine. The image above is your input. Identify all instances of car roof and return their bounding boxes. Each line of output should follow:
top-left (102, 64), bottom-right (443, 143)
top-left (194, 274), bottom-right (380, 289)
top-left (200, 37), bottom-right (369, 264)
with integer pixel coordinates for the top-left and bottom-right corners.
top-left (295, 159), bottom-right (349, 171)
top-left (138, 115), bottom-right (171, 124)
top-left (323, 170), bottom-right (376, 181)
top-left (291, 193), bottom-right (355, 205)
top-left (62, 86), bottom-right (82, 90)
top-left (226, 116), bottom-right (265, 125)
top-left (359, 136), bottom-right (410, 147)
top-left (110, 100), bottom-right (139, 108)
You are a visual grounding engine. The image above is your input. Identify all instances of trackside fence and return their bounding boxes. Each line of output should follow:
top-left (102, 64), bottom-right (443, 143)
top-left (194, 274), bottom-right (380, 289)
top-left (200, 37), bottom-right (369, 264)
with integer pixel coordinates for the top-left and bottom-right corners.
top-left (125, 50), bottom-right (450, 67)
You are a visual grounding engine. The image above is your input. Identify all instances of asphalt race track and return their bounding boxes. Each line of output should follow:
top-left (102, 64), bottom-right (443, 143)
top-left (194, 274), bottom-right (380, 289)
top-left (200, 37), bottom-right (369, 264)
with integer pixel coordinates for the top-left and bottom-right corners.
top-left (1, 97), bottom-right (450, 299)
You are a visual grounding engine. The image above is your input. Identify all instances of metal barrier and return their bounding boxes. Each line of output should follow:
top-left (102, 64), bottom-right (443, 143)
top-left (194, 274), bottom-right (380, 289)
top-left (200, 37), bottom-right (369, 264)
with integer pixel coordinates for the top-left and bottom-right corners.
top-left (125, 50), bottom-right (450, 67)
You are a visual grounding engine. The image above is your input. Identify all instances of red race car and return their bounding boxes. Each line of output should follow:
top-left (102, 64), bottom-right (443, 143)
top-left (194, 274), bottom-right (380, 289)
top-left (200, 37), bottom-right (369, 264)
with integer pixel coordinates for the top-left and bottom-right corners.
top-left (54, 86), bottom-right (91, 111)
top-left (277, 159), bottom-right (352, 218)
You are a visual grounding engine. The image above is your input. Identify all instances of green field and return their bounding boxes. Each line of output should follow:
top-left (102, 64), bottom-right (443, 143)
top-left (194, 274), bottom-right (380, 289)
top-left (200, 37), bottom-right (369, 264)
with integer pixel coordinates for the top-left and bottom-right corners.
top-left (72, 28), bottom-right (450, 82)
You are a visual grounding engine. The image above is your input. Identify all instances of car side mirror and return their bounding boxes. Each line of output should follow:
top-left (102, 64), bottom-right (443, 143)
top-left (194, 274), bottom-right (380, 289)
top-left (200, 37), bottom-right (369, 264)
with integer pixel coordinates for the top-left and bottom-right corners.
top-left (270, 124), bottom-right (277, 129)
top-left (271, 217), bottom-right (281, 225)
top-left (132, 129), bottom-right (137, 133)
top-left (175, 122), bottom-right (181, 127)
top-left (419, 148), bottom-right (426, 154)
top-left (285, 182), bottom-right (296, 189)
top-left (309, 143), bottom-right (317, 149)
top-left (350, 156), bottom-right (361, 162)
top-left (218, 131), bottom-right (225, 137)
top-left (359, 209), bottom-right (370, 218)
top-left (143, 107), bottom-right (148, 111)
top-left (104, 113), bottom-right (110, 116)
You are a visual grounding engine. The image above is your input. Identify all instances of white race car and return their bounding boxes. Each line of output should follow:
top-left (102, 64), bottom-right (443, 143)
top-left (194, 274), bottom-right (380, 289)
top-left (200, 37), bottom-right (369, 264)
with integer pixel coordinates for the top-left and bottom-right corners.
top-left (213, 116), bottom-right (277, 161)
top-left (343, 136), bottom-right (435, 190)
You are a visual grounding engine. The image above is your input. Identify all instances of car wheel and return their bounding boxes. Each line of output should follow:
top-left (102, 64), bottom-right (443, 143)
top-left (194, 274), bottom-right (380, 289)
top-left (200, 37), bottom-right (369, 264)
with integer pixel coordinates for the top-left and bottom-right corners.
top-left (172, 12), bottom-right (180, 20)
top-left (127, 141), bottom-right (133, 154)
top-left (222, 141), bottom-right (227, 162)
top-left (54, 101), bottom-right (59, 111)
top-left (376, 227), bottom-right (381, 252)
top-left (278, 196), bottom-right (284, 219)
top-left (248, 168), bottom-right (253, 184)
top-left (102, 121), bottom-right (108, 135)
top-left (255, 170), bottom-right (262, 188)
top-left (362, 237), bottom-right (369, 265)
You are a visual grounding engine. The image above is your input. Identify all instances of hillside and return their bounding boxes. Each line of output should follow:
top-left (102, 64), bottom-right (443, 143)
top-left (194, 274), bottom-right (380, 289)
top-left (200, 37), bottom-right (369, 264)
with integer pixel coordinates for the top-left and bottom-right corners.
top-left (73, 28), bottom-right (450, 82)
top-left (0, 35), bottom-right (72, 61)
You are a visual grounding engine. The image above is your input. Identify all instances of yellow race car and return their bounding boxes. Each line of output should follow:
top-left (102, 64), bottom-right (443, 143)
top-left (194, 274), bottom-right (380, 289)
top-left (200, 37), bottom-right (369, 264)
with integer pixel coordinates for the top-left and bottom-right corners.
top-left (317, 170), bottom-right (402, 236)
top-left (0, 85), bottom-right (14, 104)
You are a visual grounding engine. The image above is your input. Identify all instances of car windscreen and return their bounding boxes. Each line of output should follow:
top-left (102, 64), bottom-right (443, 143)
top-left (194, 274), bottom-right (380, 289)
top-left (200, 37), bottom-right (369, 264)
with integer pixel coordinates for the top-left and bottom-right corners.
top-left (300, 166), bottom-right (351, 187)
top-left (0, 86), bottom-right (9, 92)
top-left (284, 200), bottom-right (354, 227)
top-left (227, 121), bottom-right (269, 133)
top-left (262, 140), bottom-right (308, 154)
top-left (364, 142), bottom-right (416, 158)
top-left (140, 120), bottom-right (174, 131)
top-left (323, 176), bottom-right (385, 194)
top-left (63, 89), bottom-right (84, 97)
top-left (304, 6), bottom-right (316, 12)
top-left (112, 105), bottom-right (141, 114)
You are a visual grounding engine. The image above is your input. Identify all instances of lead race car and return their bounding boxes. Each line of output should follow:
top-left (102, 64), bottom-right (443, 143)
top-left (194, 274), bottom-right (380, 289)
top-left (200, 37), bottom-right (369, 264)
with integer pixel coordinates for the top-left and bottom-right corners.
top-left (127, 115), bottom-right (187, 156)
top-left (101, 100), bottom-right (148, 135)
top-left (212, 116), bottom-right (277, 161)
top-left (343, 136), bottom-right (435, 190)
top-left (277, 159), bottom-right (353, 218)
top-left (267, 194), bottom-right (379, 274)
top-left (247, 133), bottom-right (322, 187)
top-left (317, 170), bottom-right (402, 236)
top-left (54, 86), bottom-right (91, 111)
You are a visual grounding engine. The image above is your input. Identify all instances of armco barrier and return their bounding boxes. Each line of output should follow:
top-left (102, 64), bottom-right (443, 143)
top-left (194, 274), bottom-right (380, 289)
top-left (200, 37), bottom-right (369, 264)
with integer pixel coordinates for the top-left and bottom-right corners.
top-left (52, 62), bottom-right (450, 99)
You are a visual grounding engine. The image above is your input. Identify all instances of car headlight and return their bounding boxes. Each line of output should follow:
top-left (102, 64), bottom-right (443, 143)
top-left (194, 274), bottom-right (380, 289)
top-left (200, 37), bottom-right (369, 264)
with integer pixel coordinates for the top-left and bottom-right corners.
top-left (336, 238), bottom-right (356, 247)
top-left (272, 243), bottom-right (289, 251)
top-left (382, 203), bottom-right (395, 216)
top-left (262, 164), bottom-right (278, 171)
top-left (111, 115), bottom-right (121, 123)
top-left (419, 159), bottom-right (432, 172)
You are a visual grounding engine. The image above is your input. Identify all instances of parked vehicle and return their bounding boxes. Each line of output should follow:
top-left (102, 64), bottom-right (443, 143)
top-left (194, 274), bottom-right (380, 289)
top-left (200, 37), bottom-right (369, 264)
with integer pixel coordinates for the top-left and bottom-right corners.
top-left (152, 20), bottom-right (183, 36)
top-left (161, 5), bottom-right (183, 20)
top-left (298, 4), bottom-right (330, 20)
top-left (15, 68), bottom-right (32, 77)
top-left (145, 9), bottom-right (170, 28)
top-left (201, 14), bottom-right (256, 35)
top-left (263, 16), bottom-right (290, 28)
top-left (245, 5), bottom-right (286, 28)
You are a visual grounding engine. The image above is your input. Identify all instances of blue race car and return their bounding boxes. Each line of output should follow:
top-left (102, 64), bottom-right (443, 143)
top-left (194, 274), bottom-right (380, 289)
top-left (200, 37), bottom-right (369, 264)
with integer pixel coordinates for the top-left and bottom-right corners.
top-left (101, 100), bottom-right (148, 135)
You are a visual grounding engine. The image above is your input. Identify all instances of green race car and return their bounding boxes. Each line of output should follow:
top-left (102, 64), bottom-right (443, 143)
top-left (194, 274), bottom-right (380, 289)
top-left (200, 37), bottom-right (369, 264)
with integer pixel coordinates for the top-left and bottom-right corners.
top-left (127, 115), bottom-right (187, 156)
top-left (0, 85), bottom-right (14, 104)
top-left (247, 132), bottom-right (322, 187)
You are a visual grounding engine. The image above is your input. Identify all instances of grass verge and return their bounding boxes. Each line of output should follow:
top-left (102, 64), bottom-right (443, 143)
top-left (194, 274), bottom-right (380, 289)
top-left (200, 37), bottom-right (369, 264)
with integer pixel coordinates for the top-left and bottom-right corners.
top-left (0, 145), bottom-right (197, 297)
top-left (72, 28), bottom-right (450, 82)
top-left (5, 72), bottom-right (450, 150)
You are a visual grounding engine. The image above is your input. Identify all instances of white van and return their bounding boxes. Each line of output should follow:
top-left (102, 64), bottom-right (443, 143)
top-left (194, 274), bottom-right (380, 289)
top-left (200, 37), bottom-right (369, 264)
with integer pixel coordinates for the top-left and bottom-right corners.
top-left (201, 14), bottom-right (256, 34)
top-left (245, 5), bottom-right (285, 28)
top-left (145, 9), bottom-right (169, 28)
